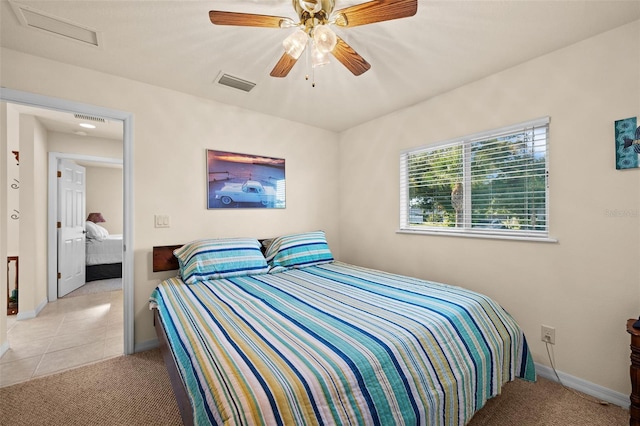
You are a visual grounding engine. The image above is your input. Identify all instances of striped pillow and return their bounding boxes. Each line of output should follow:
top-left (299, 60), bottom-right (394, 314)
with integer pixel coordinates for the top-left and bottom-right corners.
top-left (265, 231), bottom-right (334, 272)
top-left (174, 238), bottom-right (268, 284)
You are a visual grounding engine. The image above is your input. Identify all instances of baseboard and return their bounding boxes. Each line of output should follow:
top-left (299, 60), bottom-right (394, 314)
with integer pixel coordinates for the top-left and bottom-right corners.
top-left (535, 362), bottom-right (629, 408)
top-left (16, 297), bottom-right (48, 320)
top-left (134, 338), bottom-right (159, 353)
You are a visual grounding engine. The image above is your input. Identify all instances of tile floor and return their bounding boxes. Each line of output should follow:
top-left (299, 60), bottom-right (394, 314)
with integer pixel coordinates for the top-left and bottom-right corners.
top-left (0, 288), bottom-right (123, 387)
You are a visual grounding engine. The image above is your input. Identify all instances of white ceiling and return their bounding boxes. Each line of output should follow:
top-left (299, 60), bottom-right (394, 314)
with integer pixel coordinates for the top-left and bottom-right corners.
top-left (2, 0), bottom-right (639, 132)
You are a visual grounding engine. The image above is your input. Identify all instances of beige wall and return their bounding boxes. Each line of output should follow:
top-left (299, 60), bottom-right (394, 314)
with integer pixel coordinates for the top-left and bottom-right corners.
top-left (47, 131), bottom-right (123, 160)
top-left (0, 104), bottom-right (8, 353)
top-left (338, 21), bottom-right (640, 395)
top-left (0, 47), bottom-right (341, 346)
top-left (85, 166), bottom-right (123, 235)
top-left (18, 115), bottom-right (48, 317)
top-left (6, 105), bottom-right (19, 256)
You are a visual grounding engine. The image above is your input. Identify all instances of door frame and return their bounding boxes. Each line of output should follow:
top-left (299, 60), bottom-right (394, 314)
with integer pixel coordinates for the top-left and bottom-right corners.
top-left (50, 153), bottom-right (122, 300)
top-left (1, 87), bottom-right (134, 355)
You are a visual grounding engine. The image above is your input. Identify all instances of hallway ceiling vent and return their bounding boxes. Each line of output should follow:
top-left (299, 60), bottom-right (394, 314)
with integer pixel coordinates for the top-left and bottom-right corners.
top-left (74, 114), bottom-right (106, 123)
top-left (10, 1), bottom-right (102, 47)
top-left (215, 72), bottom-right (256, 93)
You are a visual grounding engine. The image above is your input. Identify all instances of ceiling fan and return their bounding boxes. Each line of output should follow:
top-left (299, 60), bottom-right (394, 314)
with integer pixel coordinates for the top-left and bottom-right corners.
top-left (209, 0), bottom-right (418, 79)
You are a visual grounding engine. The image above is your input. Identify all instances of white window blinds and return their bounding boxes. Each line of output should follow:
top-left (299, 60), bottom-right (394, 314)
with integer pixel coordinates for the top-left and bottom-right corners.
top-left (400, 117), bottom-right (549, 239)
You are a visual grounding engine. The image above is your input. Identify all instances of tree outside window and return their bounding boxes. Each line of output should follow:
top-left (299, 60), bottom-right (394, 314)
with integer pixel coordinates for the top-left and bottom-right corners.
top-left (401, 118), bottom-right (549, 239)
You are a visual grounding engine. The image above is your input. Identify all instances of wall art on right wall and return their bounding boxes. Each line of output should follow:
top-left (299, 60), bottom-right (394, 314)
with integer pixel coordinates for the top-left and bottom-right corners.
top-left (615, 117), bottom-right (640, 169)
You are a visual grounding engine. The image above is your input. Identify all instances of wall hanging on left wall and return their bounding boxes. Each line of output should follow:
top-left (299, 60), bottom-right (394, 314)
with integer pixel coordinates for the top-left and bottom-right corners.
top-left (206, 149), bottom-right (286, 209)
top-left (615, 117), bottom-right (640, 170)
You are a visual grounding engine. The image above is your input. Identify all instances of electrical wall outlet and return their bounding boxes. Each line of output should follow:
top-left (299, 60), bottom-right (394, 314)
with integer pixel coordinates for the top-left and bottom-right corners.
top-left (541, 325), bottom-right (556, 344)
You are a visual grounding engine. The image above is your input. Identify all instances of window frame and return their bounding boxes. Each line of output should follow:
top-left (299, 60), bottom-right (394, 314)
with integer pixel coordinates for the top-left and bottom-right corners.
top-left (399, 117), bottom-right (554, 242)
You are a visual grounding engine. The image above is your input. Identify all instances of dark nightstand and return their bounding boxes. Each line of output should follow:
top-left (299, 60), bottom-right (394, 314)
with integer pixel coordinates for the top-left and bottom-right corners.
top-left (627, 319), bottom-right (640, 425)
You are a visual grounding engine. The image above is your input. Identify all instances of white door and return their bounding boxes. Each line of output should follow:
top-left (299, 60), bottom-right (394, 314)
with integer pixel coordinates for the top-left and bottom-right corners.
top-left (58, 159), bottom-right (86, 297)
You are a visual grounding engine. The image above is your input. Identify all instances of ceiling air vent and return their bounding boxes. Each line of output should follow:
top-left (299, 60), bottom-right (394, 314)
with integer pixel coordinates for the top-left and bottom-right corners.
top-left (74, 114), bottom-right (105, 123)
top-left (216, 73), bottom-right (256, 93)
top-left (10, 1), bottom-right (101, 47)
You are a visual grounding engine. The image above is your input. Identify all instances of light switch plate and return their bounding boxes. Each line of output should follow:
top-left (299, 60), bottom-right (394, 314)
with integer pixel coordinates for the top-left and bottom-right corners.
top-left (154, 214), bottom-right (170, 228)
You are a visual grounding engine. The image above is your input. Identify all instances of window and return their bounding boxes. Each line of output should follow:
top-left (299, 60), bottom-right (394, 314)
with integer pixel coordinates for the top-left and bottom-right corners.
top-left (400, 117), bottom-right (549, 240)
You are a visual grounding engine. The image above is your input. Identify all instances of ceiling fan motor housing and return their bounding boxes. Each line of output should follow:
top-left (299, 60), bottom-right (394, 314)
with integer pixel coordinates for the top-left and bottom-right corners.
top-left (295, 0), bottom-right (335, 15)
top-left (294, 0), bottom-right (335, 30)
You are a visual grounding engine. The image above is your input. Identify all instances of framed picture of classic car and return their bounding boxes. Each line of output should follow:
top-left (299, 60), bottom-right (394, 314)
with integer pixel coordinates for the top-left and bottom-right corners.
top-left (207, 149), bottom-right (286, 209)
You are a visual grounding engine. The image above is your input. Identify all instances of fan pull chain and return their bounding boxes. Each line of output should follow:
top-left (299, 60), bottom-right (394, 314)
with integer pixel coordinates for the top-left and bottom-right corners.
top-left (303, 37), bottom-right (317, 87)
top-left (305, 38), bottom-right (311, 84)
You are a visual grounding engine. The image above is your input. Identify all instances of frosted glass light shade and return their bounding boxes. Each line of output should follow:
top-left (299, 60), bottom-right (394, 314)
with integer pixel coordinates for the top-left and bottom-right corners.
top-left (311, 43), bottom-right (330, 68)
top-left (313, 25), bottom-right (337, 53)
top-left (283, 29), bottom-right (308, 59)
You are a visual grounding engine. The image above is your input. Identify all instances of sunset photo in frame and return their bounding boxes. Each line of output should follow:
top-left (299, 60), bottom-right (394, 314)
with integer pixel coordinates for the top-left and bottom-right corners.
top-left (207, 150), bottom-right (286, 209)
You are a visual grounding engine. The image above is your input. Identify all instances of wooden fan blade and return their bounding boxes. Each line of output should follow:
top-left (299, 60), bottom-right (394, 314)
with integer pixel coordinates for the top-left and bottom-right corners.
top-left (334, 0), bottom-right (417, 28)
top-left (210, 10), bottom-right (292, 28)
top-left (331, 36), bottom-right (371, 76)
top-left (270, 52), bottom-right (300, 77)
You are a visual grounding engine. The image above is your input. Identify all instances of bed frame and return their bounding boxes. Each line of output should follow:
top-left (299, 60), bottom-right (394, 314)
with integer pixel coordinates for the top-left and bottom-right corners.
top-left (154, 306), bottom-right (194, 425)
top-left (152, 244), bottom-right (193, 425)
top-left (86, 263), bottom-right (122, 282)
top-left (152, 245), bottom-right (182, 272)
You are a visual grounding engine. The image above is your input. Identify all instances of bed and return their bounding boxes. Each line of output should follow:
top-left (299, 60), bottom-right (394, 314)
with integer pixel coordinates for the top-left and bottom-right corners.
top-left (150, 232), bottom-right (535, 426)
top-left (85, 221), bottom-right (123, 282)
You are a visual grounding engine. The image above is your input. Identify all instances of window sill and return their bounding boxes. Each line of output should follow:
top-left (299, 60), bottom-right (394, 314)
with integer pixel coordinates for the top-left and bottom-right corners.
top-left (396, 228), bottom-right (558, 243)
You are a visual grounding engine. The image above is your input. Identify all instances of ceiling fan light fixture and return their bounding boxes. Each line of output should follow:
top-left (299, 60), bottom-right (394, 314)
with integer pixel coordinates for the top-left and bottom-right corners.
top-left (208, 0), bottom-right (418, 79)
top-left (313, 24), bottom-right (337, 53)
top-left (311, 43), bottom-right (330, 68)
top-left (283, 29), bottom-right (308, 59)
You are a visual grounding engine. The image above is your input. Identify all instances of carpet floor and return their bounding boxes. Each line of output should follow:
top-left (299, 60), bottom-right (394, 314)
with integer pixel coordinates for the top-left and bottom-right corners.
top-left (0, 348), bottom-right (629, 425)
top-left (0, 349), bottom-right (181, 426)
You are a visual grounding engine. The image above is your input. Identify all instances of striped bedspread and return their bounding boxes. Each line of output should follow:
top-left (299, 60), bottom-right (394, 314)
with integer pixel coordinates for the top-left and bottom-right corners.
top-left (150, 261), bottom-right (535, 426)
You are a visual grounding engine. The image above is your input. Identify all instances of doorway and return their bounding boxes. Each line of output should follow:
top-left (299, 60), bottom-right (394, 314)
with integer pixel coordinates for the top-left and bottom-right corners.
top-left (49, 153), bottom-right (124, 301)
top-left (0, 88), bottom-right (134, 359)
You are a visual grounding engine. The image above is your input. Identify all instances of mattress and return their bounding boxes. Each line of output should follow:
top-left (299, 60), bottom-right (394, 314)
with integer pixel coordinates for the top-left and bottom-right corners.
top-left (150, 261), bottom-right (535, 426)
top-left (86, 234), bottom-right (123, 265)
